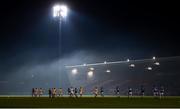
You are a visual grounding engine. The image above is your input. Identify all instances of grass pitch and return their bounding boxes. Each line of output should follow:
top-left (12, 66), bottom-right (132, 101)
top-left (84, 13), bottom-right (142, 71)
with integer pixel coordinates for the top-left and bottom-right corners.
top-left (0, 96), bottom-right (180, 108)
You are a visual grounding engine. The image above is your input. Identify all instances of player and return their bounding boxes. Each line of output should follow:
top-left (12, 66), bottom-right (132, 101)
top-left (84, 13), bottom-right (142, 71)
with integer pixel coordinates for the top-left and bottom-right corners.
top-left (34, 88), bottom-right (38, 97)
top-left (48, 88), bottom-right (52, 98)
top-left (140, 85), bottom-right (145, 97)
top-left (159, 86), bottom-right (164, 99)
top-left (153, 86), bottom-right (158, 97)
top-left (39, 88), bottom-right (43, 97)
top-left (79, 87), bottom-right (84, 97)
top-left (32, 88), bottom-right (35, 97)
top-left (70, 87), bottom-right (74, 97)
top-left (74, 88), bottom-right (78, 98)
top-left (100, 87), bottom-right (104, 97)
top-left (128, 87), bottom-right (133, 98)
top-left (58, 88), bottom-right (63, 97)
top-left (68, 88), bottom-right (71, 97)
top-left (93, 87), bottom-right (98, 97)
top-left (115, 86), bottom-right (120, 97)
top-left (52, 88), bottom-right (57, 98)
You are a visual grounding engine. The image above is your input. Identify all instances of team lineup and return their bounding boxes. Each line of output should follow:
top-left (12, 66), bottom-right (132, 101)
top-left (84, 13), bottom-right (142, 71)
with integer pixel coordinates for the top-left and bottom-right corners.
top-left (31, 86), bottom-right (165, 98)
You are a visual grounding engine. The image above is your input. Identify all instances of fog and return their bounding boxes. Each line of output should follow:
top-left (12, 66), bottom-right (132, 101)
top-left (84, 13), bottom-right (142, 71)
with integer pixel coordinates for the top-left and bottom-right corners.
top-left (0, 49), bottom-right (180, 95)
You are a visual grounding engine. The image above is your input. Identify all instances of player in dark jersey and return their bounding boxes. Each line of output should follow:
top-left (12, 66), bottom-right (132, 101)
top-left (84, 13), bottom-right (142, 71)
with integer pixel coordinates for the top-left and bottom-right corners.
top-left (32, 88), bottom-right (35, 97)
top-left (68, 88), bottom-right (71, 97)
top-left (128, 87), bottom-right (133, 98)
top-left (48, 88), bottom-right (52, 98)
top-left (74, 88), bottom-right (78, 98)
top-left (100, 87), bottom-right (104, 97)
top-left (140, 85), bottom-right (145, 97)
top-left (115, 86), bottom-right (120, 97)
top-left (153, 86), bottom-right (158, 97)
top-left (159, 86), bottom-right (164, 99)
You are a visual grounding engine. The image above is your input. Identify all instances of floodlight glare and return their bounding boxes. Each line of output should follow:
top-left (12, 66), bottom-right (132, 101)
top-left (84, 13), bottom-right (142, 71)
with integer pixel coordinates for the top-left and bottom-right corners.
top-left (154, 62), bottom-right (160, 65)
top-left (72, 68), bottom-right (78, 75)
top-left (129, 64), bottom-right (135, 67)
top-left (52, 4), bottom-right (68, 87)
top-left (127, 59), bottom-right (130, 62)
top-left (88, 71), bottom-right (93, 77)
top-left (89, 67), bottom-right (94, 71)
top-left (153, 56), bottom-right (156, 60)
top-left (147, 67), bottom-right (152, 70)
top-left (83, 63), bottom-right (87, 66)
top-left (106, 69), bottom-right (111, 73)
top-left (104, 61), bottom-right (107, 64)
top-left (53, 5), bottom-right (68, 18)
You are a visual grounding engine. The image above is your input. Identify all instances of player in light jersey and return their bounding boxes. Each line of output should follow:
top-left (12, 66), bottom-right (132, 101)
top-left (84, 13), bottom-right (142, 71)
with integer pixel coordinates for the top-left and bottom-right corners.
top-left (70, 87), bottom-right (74, 97)
top-left (58, 88), bottom-right (63, 97)
top-left (39, 88), bottom-right (44, 97)
top-left (52, 88), bottom-right (57, 98)
top-left (79, 87), bottom-right (84, 97)
top-left (34, 88), bottom-right (38, 97)
top-left (93, 87), bottom-right (98, 97)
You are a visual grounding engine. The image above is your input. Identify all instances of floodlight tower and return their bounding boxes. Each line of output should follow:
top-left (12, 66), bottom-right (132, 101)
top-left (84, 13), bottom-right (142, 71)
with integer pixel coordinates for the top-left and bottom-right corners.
top-left (53, 4), bottom-right (68, 87)
top-left (53, 4), bottom-right (68, 57)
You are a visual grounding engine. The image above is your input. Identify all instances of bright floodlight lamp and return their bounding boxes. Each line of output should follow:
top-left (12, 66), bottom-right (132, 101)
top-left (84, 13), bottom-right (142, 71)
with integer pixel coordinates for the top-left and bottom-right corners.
top-left (106, 69), bottom-right (111, 73)
top-left (154, 62), bottom-right (160, 66)
top-left (53, 5), bottom-right (68, 18)
top-left (89, 67), bottom-right (94, 71)
top-left (129, 64), bottom-right (135, 68)
top-left (147, 67), bottom-right (152, 70)
top-left (88, 71), bottom-right (93, 77)
top-left (83, 63), bottom-right (87, 66)
top-left (72, 68), bottom-right (78, 75)
top-left (153, 56), bottom-right (156, 60)
top-left (104, 61), bottom-right (107, 64)
top-left (127, 59), bottom-right (130, 62)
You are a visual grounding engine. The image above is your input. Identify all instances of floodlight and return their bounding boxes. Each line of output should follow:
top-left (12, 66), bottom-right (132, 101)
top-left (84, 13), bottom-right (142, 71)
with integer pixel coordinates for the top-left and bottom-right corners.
top-left (129, 64), bottom-right (135, 67)
top-left (89, 67), bottom-right (94, 71)
top-left (52, 4), bottom-right (68, 87)
top-left (127, 59), bottom-right (130, 62)
top-left (104, 61), bottom-right (107, 64)
top-left (88, 71), bottom-right (93, 77)
top-left (147, 67), bottom-right (152, 70)
top-left (106, 69), bottom-right (111, 73)
top-left (153, 56), bottom-right (156, 60)
top-left (154, 62), bottom-right (160, 65)
top-left (53, 5), bottom-right (68, 18)
top-left (83, 63), bottom-right (87, 66)
top-left (72, 68), bottom-right (78, 75)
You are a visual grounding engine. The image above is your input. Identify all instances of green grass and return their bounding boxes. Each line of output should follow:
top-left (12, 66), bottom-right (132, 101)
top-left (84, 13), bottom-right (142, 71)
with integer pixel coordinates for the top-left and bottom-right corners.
top-left (0, 96), bottom-right (180, 108)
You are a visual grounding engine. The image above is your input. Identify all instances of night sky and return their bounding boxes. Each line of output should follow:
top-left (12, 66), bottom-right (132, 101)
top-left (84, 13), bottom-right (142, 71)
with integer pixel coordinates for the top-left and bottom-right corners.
top-left (0, 0), bottom-right (180, 92)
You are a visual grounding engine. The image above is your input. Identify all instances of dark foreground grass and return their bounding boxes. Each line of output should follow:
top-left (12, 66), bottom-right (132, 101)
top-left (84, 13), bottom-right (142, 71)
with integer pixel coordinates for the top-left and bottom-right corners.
top-left (0, 96), bottom-right (180, 108)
